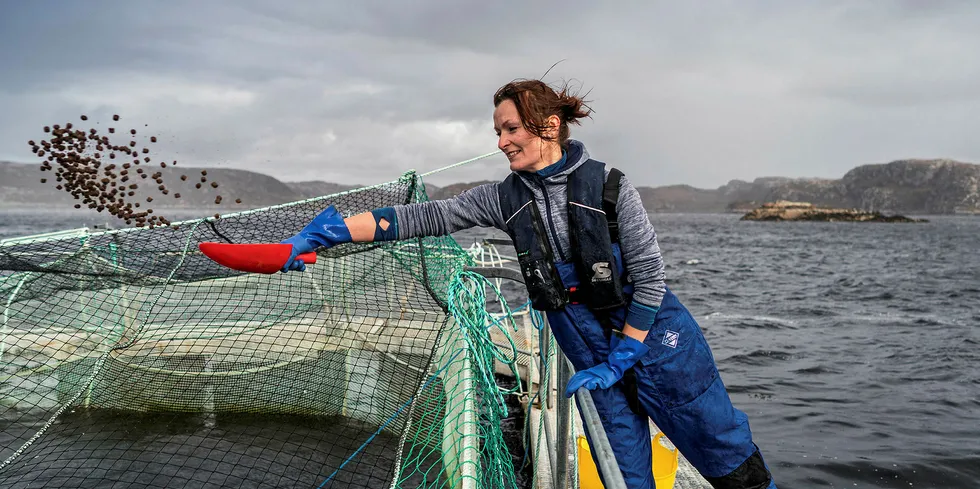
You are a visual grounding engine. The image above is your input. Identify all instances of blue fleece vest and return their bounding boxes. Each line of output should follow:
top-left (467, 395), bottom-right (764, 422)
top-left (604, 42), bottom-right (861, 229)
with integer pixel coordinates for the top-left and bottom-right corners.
top-left (497, 158), bottom-right (627, 312)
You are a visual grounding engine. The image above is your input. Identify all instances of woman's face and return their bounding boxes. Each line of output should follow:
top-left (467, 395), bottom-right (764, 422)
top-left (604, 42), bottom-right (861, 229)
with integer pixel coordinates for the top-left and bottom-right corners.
top-left (493, 99), bottom-right (559, 172)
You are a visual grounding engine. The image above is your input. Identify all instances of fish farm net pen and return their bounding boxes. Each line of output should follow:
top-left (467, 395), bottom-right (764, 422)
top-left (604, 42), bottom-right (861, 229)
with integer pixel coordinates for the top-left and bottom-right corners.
top-left (0, 166), bottom-right (531, 489)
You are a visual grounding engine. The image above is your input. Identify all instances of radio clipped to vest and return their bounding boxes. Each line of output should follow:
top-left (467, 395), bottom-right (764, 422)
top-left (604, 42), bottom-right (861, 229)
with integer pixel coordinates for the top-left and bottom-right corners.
top-left (512, 201), bottom-right (569, 311)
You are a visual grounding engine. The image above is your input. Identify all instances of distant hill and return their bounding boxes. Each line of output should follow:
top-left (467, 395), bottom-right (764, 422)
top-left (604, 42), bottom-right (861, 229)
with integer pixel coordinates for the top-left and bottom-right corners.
top-left (2, 158), bottom-right (978, 214)
top-left (709, 159), bottom-right (980, 214)
top-left (0, 161), bottom-right (298, 210)
top-left (425, 180), bottom-right (497, 201)
top-left (286, 181), bottom-right (362, 200)
top-left (392, 159), bottom-right (980, 214)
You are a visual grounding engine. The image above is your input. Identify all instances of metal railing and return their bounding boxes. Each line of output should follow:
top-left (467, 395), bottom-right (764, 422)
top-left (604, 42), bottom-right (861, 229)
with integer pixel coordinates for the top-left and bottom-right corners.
top-left (464, 263), bottom-right (628, 489)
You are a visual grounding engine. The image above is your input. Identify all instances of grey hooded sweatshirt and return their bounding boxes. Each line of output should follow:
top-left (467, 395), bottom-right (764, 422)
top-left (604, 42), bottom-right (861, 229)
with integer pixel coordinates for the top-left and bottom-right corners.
top-left (393, 139), bottom-right (666, 330)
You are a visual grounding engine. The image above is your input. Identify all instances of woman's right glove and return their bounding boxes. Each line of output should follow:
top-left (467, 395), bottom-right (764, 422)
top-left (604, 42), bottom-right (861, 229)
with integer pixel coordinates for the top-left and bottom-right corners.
top-left (279, 205), bottom-right (352, 272)
top-left (564, 334), bottom-right (650, 398)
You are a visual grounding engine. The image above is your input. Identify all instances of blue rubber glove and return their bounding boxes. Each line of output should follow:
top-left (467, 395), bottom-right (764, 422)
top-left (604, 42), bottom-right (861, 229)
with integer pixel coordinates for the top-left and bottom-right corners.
top-left (564, 334), bottom-right (650, 398)
top-left (279, 205), bottom-right (353, 272)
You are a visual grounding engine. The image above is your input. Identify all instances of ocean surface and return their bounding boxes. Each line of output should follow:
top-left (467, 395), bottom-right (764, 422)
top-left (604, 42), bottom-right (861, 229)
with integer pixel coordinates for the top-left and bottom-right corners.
top-left (2, 207), bottom-right (978, 489)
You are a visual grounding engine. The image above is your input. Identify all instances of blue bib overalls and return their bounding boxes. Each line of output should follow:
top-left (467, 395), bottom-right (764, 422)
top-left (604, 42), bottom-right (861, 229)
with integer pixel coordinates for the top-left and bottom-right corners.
top-left (495, 151), bottom-right (776, 488)
top-left (547, 246), bottom-right (777, 489)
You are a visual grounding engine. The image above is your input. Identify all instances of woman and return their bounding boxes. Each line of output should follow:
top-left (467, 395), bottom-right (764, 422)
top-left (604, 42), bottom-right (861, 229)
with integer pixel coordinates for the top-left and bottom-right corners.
top-left (280, 79), bottom-right (778, 489)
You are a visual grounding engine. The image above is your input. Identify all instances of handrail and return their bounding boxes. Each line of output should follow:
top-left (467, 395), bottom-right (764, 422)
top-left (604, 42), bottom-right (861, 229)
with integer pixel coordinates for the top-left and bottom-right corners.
top-left (480, 238), bottom-right (514, 247)
top-left (568, 356), bottom-right (629, 489)
top-left (555, 348), bottom-right (572, 489)
top-left (463, 266), bottom-right (525, 285)
top-left (464, 263), bottom-right (629, 489)
top-left (0, 227), bottom-right (91, 247)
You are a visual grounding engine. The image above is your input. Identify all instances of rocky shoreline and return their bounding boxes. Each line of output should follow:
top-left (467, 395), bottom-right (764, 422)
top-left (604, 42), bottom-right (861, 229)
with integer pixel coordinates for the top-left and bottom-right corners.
top-left (740, 201), bottom-right (928, 222)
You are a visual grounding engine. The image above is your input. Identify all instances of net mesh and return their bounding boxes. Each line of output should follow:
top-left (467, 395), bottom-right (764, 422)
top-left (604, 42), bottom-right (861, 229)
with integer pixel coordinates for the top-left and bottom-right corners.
top-left (0, 171), bottom-right (526, 489)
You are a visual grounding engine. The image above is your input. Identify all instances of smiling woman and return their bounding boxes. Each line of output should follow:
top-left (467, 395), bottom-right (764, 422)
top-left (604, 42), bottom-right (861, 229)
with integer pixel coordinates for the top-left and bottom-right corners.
top-left (492, 79), bottom-right (592, 172)
top-left (278, 77), bottom-right (780, 489)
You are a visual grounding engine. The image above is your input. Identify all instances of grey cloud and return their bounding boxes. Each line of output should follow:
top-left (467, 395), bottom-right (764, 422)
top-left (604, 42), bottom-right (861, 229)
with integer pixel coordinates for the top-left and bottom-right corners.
top-left (2, 1), bottom-right (980, 190)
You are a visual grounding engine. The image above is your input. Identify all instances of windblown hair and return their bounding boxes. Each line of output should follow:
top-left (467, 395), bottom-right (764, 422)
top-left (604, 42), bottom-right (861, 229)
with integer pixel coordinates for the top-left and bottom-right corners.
top-left (493, 79), bottom-right (593, 148)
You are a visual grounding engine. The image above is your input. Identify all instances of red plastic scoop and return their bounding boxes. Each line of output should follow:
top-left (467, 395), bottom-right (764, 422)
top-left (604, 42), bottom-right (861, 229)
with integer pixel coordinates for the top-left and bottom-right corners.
top-left (198, 242), bottom-right (317, 274)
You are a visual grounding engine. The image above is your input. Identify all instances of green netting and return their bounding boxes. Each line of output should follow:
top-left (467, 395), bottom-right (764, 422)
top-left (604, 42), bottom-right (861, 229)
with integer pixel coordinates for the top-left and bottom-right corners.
top-left (0, 171), bottom-right (529, 489)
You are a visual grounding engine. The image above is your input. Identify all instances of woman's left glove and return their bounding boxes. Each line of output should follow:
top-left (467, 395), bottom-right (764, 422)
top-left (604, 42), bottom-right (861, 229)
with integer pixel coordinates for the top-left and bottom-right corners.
top-left (280, 205), bottom-right (352, 272)
top-left (564, 334), bottom-right (650, 398)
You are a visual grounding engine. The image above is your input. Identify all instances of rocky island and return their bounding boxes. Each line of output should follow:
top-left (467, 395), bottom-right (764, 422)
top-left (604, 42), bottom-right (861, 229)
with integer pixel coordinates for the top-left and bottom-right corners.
top-left (740, 200), bottom-right (928, 222)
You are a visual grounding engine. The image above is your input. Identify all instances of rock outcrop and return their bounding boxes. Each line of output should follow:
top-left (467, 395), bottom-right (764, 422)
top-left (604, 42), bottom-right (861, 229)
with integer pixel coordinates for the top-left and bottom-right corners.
top-left (740, 200), bottom-right (928, 222)
top-left (762, 159), bottom-right (980, 214)
top-left (638, 159), bottom-right (980, 214)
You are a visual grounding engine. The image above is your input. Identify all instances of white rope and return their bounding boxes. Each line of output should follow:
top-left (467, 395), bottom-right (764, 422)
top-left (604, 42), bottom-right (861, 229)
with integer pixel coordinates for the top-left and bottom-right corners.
top-left (419, 150), bottom-right (501, 177)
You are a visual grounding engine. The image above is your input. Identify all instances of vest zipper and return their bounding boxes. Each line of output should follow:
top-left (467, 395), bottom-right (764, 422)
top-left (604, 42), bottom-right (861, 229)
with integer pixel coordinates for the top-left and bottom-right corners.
top-left (535, 180), bottom-right (568, 262)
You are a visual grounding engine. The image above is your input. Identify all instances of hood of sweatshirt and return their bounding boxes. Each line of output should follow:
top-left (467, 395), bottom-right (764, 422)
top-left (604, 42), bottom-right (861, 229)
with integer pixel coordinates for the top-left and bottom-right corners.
top-left (508, 139), bottom-right (596, 262)
top-left (514, 139), bottom-right (591, 189)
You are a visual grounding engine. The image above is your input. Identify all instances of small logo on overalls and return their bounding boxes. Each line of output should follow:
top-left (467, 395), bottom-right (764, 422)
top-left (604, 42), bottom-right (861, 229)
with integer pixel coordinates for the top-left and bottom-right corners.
top-left (663, 330), bottom-right (679, 348)
top-left (591, 262), bottom-right (612, 283)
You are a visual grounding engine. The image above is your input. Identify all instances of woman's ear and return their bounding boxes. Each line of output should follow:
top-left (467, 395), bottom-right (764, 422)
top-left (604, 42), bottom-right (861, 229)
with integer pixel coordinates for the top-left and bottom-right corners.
top-left (544, 114), bottom-right (561, 139)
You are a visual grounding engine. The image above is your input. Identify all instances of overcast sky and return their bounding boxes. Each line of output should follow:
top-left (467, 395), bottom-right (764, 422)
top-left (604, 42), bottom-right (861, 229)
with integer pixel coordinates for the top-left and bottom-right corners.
top-left (2, 1), bottom-right (979, 188)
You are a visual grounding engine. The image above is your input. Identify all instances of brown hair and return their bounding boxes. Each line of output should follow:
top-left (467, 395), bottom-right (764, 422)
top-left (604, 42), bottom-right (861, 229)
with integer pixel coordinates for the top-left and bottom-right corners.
top-left (493, 79), bottom-right (592, 148)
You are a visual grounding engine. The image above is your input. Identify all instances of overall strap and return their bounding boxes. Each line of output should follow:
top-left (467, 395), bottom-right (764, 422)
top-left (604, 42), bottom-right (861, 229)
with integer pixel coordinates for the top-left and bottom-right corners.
top-left (603, 167), bottom-right (624, 243)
